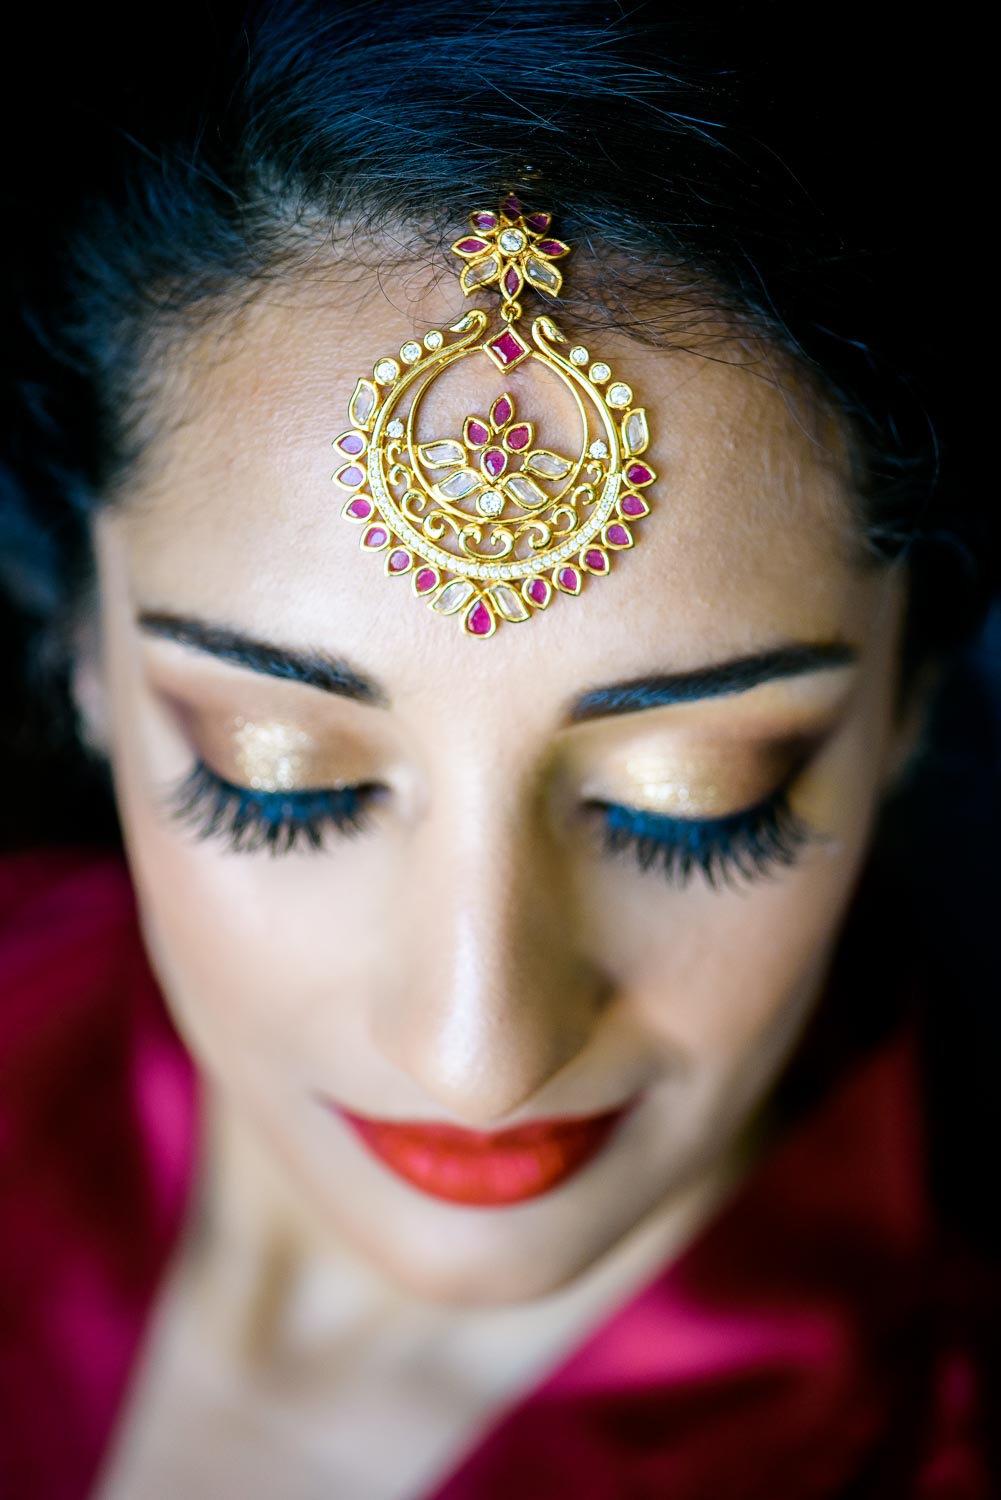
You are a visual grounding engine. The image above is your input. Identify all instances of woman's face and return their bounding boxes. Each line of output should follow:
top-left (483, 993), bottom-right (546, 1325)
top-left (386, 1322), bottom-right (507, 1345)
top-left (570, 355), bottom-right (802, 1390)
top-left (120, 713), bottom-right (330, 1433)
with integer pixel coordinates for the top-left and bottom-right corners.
top-left (82, 266), bottom-right (916, 1304)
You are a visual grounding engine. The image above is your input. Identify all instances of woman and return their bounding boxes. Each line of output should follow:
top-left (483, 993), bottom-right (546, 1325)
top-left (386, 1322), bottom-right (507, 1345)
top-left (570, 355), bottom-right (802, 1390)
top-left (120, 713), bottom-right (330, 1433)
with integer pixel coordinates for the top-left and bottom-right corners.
top-left (1, 3), bottom-right (997, 1496)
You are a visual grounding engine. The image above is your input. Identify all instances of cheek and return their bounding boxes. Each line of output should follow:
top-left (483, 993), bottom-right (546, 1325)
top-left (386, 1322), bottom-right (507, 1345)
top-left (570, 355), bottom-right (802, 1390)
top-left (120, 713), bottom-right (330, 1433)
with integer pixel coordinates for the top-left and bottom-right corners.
top-left (108, 679), bottom-right (385, 1087)
top-left (587, 702), bottom-right (891, 1072)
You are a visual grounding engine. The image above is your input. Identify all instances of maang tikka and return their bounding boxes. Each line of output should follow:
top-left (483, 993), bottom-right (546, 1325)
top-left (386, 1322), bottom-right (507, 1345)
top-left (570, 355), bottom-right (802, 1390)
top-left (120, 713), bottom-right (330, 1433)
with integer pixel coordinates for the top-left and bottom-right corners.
top-left (331, 193), bottom-right (654, 638)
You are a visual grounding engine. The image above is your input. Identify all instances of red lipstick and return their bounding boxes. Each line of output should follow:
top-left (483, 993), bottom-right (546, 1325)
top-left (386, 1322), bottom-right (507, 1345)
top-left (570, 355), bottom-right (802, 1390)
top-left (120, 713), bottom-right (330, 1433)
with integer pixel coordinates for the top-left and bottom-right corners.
top-left (330, 1100), bottom-right (634, 1207)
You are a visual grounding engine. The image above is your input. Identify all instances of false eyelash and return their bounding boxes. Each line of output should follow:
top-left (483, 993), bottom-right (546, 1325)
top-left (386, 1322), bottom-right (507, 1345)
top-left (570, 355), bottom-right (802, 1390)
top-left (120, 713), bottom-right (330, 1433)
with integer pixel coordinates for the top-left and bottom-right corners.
top-left (589, 784), bottom-right (820, 891)
top-left (162, 759), bottom-right (376, 856)
top-left (163, 759), bottom-right (821, 891)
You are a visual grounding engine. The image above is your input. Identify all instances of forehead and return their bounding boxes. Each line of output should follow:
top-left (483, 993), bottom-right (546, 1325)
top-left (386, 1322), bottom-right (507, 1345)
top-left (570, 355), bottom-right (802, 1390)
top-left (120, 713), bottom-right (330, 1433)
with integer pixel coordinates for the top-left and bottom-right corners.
top-left (112, 269), bottom-right (877, 709)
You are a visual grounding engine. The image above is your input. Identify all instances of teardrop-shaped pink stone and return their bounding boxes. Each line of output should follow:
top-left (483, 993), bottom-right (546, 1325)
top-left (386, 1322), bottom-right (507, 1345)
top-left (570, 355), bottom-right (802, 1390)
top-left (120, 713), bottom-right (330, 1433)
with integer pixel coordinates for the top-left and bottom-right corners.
top-left (527, 578), bottom-right (548, 605)
top-left (536, 239), bottom-right (567, 256)
top-left (467, 420), bottom-right (490, 446)
top-left (363, 525), bottom-right (388, 548)
top-left (471, 212), bottom-right (497, 230)
top-left (504, 267), bottom-right (521, 295)
top-left (584, 549), bottom-right (608, 572)
top-left (558, 567), bottom-right (580, 592)
top-left (456, 237), bottom-right (489, 253)
top-left (506, 424), bottom-right (530, 451)
top-left (492, 396), bottom-right (512, 426)
top-left (347, 497), bottom-right (373, 519)
top-left (620, 494), bottom-right (646, 516)
top-left (606, 524), bottom-right (630, 546)
top-left (502, 195), bottom-right (522, 214)
top-left (525, 212), bottom-right (551, 233)
top-left (467, 601), bottom-right (492, 635)
top-left (483, 448), bottom-right (506, 477)
top-left (337, 433), bottom-right (365, 455)
top-left (626, 463), bottom-right (653, 485)
top-left (415, 567), bottom-right (438, 593)
top-left (388, 549), bottom-right (411, 572)
top-left (339, 465), bottom-right (364, 487)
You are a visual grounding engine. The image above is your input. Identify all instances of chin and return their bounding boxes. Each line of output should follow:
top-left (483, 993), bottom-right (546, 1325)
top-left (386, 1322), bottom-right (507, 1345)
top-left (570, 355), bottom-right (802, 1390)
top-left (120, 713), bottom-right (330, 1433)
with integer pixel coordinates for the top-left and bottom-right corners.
top-left (323, 1176), bottom-right (652, 1308)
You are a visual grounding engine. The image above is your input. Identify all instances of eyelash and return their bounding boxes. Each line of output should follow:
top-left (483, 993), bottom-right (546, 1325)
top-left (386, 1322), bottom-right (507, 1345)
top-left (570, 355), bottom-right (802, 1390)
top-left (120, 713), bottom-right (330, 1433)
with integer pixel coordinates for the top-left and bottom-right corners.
top-left (164, 758), bottom-right (823, 889)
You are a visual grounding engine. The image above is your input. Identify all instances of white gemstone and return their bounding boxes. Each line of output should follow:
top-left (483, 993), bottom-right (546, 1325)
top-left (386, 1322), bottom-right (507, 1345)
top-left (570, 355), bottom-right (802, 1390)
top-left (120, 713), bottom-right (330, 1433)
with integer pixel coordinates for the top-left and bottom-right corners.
top-left (400, 342), bottom-right (421, 364)
top-left (570, 346), bottom-right (589, 365)
top-left (375, 358), bottom-right (399, 384)
top-left (524, 450), bottom-right (572, 479)
top-left (465, 253), bottom-right (501, 286)
top-left (478, 491), bottom-right (504, 517)
top-left (437, 469), bottom-right (481, 499)
top-left (624, 408), bottom-right (649, 456)
top-left (432, 580), bottom-right (475, 615)
top-left (500, 566), bottom-right (512, 579)
top-left (525, 256), bottom-right (559, 291)
top-left (387, 419), bottom-right (405, 438)
top-left (420, 440), bottom-right (465, 467)
top-left (424, 331), bottom-right (443, 350)
top-left (499, 228), bottom-right (526, 253)
top-left (504, 473), bottom-right (547, 509)
top-left (348, 379), bottom-right (377, 427)
top-left (490, 585), bottom-right (530, 623)
top-left (589, 363), bottom-right (611, 384)
top-left (607, 382), bottom-right (632, 407)
top-left (589, 440), bottom-right (609, 459)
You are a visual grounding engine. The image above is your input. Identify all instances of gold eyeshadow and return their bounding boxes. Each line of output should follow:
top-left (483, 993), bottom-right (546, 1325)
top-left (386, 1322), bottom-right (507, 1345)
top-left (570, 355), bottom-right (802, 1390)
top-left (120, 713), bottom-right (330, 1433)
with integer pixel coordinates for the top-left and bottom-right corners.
top-left (229, 716), bottom-right (314, 792)
top-left (580, 743), bottom-right (798, 819)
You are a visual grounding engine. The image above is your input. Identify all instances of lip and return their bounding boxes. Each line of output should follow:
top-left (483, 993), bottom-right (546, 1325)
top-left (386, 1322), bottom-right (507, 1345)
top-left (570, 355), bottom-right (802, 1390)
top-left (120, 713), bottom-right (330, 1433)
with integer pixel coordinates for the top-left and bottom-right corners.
top-left (326, 1098), bottom-right (638, 1207)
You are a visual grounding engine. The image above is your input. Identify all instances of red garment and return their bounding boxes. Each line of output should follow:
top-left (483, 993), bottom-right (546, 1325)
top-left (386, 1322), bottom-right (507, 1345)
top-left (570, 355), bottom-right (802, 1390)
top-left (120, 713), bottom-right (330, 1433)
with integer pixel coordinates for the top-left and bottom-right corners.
top-left (0, 845), bottom-right (995, 1500)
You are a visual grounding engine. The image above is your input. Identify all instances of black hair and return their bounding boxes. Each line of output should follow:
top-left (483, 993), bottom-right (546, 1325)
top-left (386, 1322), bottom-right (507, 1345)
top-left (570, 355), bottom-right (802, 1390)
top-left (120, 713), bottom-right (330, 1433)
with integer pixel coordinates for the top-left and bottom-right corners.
top-left (0, 0), bottom-right (997, 1262)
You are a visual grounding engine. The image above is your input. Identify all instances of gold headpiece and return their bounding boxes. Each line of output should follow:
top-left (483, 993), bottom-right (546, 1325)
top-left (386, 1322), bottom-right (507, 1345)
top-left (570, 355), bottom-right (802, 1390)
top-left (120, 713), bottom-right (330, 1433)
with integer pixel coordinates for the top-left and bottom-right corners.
top-left (331, 193), bottom-right (654, 638)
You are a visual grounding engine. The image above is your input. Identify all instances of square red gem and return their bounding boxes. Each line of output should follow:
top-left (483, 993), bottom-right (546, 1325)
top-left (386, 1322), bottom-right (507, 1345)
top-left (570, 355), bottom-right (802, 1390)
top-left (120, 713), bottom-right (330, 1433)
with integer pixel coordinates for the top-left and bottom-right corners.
top-left (484, 328), bottom-right (530, 369)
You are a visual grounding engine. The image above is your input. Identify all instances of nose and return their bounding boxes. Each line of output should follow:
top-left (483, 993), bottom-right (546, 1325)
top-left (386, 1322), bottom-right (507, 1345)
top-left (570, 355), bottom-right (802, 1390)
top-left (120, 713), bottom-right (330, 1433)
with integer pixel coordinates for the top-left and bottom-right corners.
top-left (369, 781), bottom-right (611, 1127)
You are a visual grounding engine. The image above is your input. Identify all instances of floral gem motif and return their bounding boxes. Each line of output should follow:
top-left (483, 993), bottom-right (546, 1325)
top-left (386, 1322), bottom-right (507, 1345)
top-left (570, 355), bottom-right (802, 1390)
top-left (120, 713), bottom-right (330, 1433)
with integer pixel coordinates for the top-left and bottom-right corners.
top-left (416, 392), bottom-right (575, 518)
top-left (450, 193), bottom-right (571, 310)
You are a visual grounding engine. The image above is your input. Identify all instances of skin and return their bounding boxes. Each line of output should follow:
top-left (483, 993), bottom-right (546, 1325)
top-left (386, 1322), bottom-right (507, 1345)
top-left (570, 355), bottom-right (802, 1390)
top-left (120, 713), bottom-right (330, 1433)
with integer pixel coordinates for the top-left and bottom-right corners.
top-left (73, 258), bottom-right (928, 1328)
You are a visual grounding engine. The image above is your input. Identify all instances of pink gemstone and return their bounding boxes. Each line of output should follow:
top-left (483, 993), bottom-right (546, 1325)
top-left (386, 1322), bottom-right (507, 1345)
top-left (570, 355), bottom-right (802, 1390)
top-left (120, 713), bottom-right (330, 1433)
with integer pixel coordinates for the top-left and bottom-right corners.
top-left (340, 465), bottom-right (364, 487)
top-left (456, 236), bottom-right (489, 253)
top-left (525, 212), bottom-right (551, 233)
top-left (558, 567), bottom-right (580, 592)
top-left (492, 396), bottom-right (513, 426)
top-left (607, 524), bottom-right (630, 546)
top-left (471, 212), bottom-right (497, 230)
top-left (626, 463), bottom-right (653, 485)
top-left (363, 525), bottom-right (388, 548)
top-left (527, 578), bottom-right (548, 605)
top-left (506, 424), bottom-right (530, 451)
top-left (347, 497), bottom-right (373, 519)
top-left (620, 494), bottom-right (646, 516)
top-left (502, 195), bottom-right (522, 214)
top-left (536, 238), bottom-right (567, 256)
top-left (388, 549), bottom-right (411, 572)
top-left (585, 549), bottom-right (608, 572)
top-left (338, 433), bottom-right (364, 455)
top-left (489, 331), bottom-right (527, 367)
top-left (467, 419), bottom-right (490, 446)
top-left (467, 601), bottom-right (492, 635)
top-left (483, 448), bottom-right (506, 477)
top-left (415, 567), bottom-right (438, 593)
top-left (503, 266), bottom-right (521, 295)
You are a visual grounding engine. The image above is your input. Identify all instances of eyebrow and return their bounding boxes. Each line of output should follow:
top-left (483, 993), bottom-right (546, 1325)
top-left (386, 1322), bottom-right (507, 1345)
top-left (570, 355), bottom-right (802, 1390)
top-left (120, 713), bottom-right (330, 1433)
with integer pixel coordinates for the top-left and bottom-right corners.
top-left (137, 611), bottom-right (858, 722)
